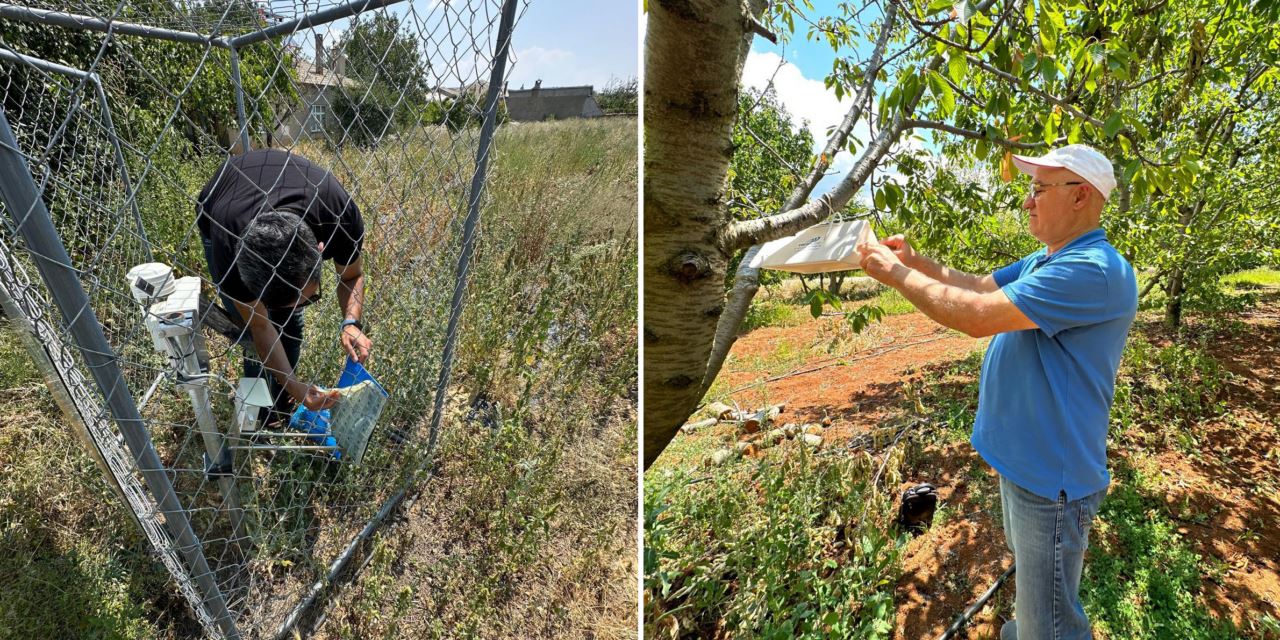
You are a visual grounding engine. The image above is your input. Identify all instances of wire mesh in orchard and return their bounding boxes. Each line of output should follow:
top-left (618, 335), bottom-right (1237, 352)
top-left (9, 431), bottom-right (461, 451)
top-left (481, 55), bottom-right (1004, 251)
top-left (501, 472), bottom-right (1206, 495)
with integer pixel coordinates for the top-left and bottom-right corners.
top-left (0, 0), bottom-right (523, 637)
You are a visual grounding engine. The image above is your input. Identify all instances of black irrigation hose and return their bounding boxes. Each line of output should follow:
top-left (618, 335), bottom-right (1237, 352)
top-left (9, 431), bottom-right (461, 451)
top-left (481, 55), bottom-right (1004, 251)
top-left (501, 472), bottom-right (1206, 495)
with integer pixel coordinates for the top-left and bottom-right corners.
top-left (936, 562), bottom-right (1016, 640)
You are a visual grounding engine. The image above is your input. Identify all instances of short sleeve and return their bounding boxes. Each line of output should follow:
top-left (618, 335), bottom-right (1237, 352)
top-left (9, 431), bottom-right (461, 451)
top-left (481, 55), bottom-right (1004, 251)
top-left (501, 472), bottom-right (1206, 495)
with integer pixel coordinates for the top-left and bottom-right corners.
top-left (319, 175), bottom-right (364, 267)
top-left (1000, 256), bottom-right (1118, 337)
top-left (993, 256), bottom-right (1028, 288)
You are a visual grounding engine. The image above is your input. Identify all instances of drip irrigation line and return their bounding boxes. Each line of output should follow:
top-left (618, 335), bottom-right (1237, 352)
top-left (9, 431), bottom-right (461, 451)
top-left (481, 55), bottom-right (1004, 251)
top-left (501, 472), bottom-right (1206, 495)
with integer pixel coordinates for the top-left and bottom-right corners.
top-left (725, 330), bottom-right (953, 396)
top-left (936, 562), bottom-right (1016, 640)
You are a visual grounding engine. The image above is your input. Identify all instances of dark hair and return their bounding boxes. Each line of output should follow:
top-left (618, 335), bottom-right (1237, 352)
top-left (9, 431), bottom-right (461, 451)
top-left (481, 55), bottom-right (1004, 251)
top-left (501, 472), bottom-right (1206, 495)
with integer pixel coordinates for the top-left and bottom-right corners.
top-left (237, 210), bottom-right (322, 308)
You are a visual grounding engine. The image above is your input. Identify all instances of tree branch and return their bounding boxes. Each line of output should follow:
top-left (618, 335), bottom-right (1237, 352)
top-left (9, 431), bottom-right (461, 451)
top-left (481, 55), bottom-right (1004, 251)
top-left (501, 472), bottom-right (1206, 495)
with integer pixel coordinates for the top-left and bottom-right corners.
top-left (965, 55), bottom-right (1110, 131)
top-left (746, 15), bottom-right (778, 44)
top-left (701, 5), bottom-right (909, 396)
top-left (889, 0), bottom-right (1006, 53)
top-left (720, 53), bottom-right (945, 253)
top-left (785, 3), bottom-right (899, 210)
top-left (903, 118), bottom-right (1064, 149)
top-left (742, 122), bottom-right (808, 181)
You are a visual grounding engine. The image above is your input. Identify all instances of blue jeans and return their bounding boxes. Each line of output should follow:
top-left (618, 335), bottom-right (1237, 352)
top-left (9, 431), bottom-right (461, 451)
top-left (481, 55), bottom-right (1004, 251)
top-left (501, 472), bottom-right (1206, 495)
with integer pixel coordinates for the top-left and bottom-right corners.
top-left (999, 475), bottom-right (1106, 640)
top-left (201, 237), bottom-right (305, 416)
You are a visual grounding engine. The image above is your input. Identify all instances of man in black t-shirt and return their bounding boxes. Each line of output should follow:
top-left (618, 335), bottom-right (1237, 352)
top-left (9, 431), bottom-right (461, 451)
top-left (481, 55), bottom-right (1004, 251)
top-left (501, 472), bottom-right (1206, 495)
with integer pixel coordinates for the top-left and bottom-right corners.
top-left (197, 149), bottom-right (371, 417)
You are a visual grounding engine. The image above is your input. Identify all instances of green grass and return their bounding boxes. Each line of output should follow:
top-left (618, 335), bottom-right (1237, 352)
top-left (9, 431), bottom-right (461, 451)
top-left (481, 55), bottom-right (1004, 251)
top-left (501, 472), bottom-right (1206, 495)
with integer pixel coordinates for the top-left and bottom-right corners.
top-left (1221, 267), bottom-right (1280, 289)
top-left (0, 321), bottom-right (175, 639)
top-left (862, 288), bottom-right (916, 316)
top-left (1082, 460), bottom-right (1244, 639)
top-left (742, 300), bottom-right (804, 332)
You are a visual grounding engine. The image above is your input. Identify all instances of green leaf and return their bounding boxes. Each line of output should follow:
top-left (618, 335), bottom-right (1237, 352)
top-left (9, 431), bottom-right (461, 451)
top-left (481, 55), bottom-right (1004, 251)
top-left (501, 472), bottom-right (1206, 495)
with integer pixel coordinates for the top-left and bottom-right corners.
top-left (1022, 51), bottom-right (1040, 78)
top-left (1040, 55), bottom-right (1058, 84)
top-left (947, 53), bottom-right (968, 84)
top-left (885, 183), bottom-right (903, 209)
top-left (1103, 112), bottom-right (1123, 138)
top-left (1039, 7), bottom-right (1058, 54)
top-left (926, 0), bottom-right (953, 14)
top-left (1043, 113), bottom-right (1058, 144)
top-left (927, 71), bottom-right (956, 116)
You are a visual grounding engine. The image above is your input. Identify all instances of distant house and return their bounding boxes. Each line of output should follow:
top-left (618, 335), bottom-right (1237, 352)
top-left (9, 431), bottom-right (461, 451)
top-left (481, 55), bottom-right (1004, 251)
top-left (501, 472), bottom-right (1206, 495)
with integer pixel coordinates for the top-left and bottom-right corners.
top-left (504, 80), bottom-right (603, 121)
top-left (272, 34), bottom-right (358, 145)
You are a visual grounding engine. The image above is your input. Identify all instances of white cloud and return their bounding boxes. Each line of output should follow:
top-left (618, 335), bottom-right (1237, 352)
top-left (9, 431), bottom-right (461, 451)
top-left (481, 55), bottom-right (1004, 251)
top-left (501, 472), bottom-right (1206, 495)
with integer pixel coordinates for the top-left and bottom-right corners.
top-left (742, 51), bottom-right (875, 200)
top-left (741, 51), bottom-right (849, 142)
top-left (741, 50), bottom-right (940, 205)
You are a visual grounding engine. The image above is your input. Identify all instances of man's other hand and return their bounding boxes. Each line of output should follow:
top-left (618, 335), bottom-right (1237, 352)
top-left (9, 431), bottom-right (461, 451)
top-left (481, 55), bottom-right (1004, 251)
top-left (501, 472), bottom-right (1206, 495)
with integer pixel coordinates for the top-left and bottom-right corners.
top-left (857, 240), bottom-right (907, 283)
top-left (341, 325), bottom-right (372, 364)
top-left (881, 234), bottom-right (920, 267)
top-left (303, 385), bottom-right (340, 411)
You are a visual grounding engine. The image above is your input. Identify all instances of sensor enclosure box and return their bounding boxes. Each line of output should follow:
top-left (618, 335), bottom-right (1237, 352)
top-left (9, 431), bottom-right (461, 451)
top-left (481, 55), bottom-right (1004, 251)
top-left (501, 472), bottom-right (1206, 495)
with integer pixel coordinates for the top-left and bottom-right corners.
top-left (128, 265), bottom-right (208, 384)
top-left (234, 377), bottom-right (272, 433)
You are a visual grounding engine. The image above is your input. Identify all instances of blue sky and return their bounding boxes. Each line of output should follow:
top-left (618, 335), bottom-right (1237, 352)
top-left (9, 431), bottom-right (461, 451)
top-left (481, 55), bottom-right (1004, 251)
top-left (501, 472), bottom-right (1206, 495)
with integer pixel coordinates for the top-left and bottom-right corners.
top-left (505, 0), bottom-right (638, 90)
top-left (299, 1), bottom-right (637, 92)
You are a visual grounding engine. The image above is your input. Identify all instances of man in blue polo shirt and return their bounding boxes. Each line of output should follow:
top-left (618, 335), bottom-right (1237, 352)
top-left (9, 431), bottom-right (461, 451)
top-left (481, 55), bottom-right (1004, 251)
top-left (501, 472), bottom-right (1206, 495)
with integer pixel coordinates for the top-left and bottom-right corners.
top-left (856, 144), bottom-right (1137, 640)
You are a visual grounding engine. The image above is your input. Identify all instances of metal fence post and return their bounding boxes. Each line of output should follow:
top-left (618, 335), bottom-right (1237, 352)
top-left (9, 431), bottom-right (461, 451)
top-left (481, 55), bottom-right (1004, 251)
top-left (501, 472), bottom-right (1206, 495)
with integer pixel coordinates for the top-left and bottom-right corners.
top-left (229, 46), bottom-right (251, 153)
top-left (425, 0), bottom-right (519, 457)
top-left (0, 106), bottom-right (242, 639)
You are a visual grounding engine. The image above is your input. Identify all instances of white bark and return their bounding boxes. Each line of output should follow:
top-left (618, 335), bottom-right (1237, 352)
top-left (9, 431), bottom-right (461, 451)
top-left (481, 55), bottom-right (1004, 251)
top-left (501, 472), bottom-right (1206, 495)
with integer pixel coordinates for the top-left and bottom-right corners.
top-left (643, 0), bottom-right (766, 468)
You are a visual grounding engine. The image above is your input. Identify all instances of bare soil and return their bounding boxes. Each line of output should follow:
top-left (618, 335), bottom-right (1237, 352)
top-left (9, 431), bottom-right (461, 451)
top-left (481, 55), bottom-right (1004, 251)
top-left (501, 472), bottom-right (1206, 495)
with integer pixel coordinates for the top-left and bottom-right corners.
top-left (715, 295), bottom-right (1280, 638)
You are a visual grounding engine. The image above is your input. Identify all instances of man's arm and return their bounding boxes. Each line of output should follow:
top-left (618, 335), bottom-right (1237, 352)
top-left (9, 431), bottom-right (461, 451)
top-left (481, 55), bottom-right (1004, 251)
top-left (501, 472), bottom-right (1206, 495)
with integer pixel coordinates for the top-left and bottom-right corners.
top-left (884, 235), bottom-right (999, 293)
top-left (336, 256), bottom-right (372, 363)
top-left (233, 299), bottom-right (338, 409)
top-left (859, 243), bottom-right (1037, 338)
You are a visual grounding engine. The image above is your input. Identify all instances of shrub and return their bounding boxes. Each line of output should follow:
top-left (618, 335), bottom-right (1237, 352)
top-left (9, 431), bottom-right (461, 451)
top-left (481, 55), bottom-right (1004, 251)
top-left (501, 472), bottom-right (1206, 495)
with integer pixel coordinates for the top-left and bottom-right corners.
top-left (646, 448), bottom-right (900, 639)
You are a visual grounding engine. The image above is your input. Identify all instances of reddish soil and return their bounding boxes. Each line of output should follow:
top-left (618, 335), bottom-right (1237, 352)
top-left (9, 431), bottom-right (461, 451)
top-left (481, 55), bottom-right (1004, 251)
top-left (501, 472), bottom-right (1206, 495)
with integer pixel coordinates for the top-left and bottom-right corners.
top-left (712, 292), bottom-right (1280, 638)
top-left (720, 312), bottom-right (987, 434)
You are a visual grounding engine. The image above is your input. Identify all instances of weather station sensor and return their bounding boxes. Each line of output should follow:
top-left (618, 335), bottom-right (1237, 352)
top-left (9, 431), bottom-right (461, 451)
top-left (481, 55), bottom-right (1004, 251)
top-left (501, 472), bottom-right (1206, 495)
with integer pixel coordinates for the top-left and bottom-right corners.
top-left (234, 377), bottom-right (272, 434)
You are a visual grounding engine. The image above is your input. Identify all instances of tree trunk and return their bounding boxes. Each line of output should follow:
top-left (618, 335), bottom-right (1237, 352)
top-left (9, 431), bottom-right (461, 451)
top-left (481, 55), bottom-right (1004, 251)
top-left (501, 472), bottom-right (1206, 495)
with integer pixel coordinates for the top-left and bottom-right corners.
top-left (643, 0), bottom-right (765, 469)
top-left (1165, 266), bottom-right (1184, 328)
top-left (828, 272), bottom-right (846, 297)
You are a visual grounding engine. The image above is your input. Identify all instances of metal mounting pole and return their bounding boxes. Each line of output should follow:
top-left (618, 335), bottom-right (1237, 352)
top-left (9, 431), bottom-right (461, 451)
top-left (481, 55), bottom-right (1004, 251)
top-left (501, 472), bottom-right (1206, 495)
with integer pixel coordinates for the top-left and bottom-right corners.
top-left (188, 383), bottom-right (248, 542)
top-left (0, 107), bottom-right (241, 640)
top-left (228, 0), bottom-right (410, 48)
top-left (0, 3), bottom-right (228, 47)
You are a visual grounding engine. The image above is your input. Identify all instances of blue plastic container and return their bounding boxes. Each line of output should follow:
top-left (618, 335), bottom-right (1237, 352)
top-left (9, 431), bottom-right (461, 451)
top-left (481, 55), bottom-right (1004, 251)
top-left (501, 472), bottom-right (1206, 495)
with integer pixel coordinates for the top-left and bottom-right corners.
top-left (289, 357), bottom-right (387, 459)
top-left (337, 357), bottom-right (388, 397)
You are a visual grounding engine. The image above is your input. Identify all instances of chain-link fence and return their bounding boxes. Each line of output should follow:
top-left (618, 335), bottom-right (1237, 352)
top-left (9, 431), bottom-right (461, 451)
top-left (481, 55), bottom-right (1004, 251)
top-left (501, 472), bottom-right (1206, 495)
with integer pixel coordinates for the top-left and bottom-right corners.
top-left (0, 1), bottom-right (522, 637)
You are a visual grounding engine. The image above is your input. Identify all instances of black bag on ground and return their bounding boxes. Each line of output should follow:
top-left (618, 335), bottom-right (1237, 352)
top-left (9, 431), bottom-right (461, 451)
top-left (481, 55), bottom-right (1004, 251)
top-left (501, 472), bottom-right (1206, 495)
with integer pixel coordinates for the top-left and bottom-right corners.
top-left (897, 483), bottom-right (938, 534)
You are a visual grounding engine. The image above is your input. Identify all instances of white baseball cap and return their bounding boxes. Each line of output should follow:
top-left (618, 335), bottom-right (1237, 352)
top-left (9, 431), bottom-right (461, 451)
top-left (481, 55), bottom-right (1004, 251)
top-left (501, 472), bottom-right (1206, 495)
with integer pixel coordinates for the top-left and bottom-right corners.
top-left (1012, 144), bottom-right (1117, 200)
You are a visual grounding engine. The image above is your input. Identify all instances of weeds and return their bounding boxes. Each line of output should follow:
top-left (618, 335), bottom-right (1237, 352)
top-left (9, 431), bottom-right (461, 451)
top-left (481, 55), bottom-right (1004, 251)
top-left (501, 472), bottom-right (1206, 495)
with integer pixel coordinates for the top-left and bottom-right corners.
top-left (645, 448), bottom-right (900, 639)
top-left (1082, 462), bottom-right (1244, 639)
top-left (742, 300), bottom-right (801, 332)
top-left (1112, 336), bottom-right (1229, 451)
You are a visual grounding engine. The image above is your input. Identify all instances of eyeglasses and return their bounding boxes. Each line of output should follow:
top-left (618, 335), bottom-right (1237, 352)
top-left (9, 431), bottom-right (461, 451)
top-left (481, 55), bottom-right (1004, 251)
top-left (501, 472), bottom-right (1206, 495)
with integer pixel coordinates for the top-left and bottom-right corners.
top-left (1028, 181), bottom-right (1084, 198)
